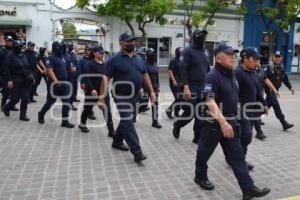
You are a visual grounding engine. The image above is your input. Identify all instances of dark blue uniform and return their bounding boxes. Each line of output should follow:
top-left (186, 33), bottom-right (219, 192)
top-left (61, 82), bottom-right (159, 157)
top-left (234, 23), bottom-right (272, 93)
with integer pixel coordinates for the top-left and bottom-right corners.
top-left (80, 59), bottom-right (114, 132)
top-left (39, 55), bottom-right (71, 122)
top-left (2, 53), bottom-right (33, 118)
top-left (63, 53), bottom-right (75, 106)
top-left (23, 49), bottom-right (39, 101)
top-left (67, 50), bottom-right (78, 103)
top-left (106, 51), bottom-right (146, 156)
top-left (264, 63), bottom-right (291, 123)
top-left (0, 46), bottom-right (13, 108)
top-left (78, 56), bottom-right (91, 84)
top-left (167, 57), bottom-right (181, 117)
top-left (234, 65), bottom-right (266, 156)
top-left (195, 63), bottom-right (255, 191)
top-left (174, 43), bottom-right (210, 141)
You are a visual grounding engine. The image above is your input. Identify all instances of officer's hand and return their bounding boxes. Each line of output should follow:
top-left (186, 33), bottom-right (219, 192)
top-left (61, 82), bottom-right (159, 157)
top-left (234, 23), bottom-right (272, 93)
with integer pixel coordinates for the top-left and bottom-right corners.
top-left (221, 121), bottom-right (234, 138)
top-left (173, 80), bottom-right (178, 87)
top-left (80, 84), bottom-right (85, 90)
top-left (291, 88), bottom-right (295, 95)
top-left (149, 92), bottom-right (156, 104)
top-left (91, 90), bottom-right (97, 96)
top-left (32, 79), bottom-right (36, 85)
top-left (264, 106), bottom-right (269, 115)
top-left (275, 91), bottom-right (280, 97)
top-left (183, 86), bottom-right (191, 100)
top-left (139, 88), bottom-right (144, 96)
top-left (7, 81), bottom-right (13, 89)
top-left (97, 98), bottom-right (105, 111)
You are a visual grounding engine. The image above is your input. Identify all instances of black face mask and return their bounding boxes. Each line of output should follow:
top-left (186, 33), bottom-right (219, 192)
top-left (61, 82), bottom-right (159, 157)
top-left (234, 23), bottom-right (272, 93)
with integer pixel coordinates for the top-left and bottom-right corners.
top-left (68, 46), bottom-right (74, 51)
top-left (124, 44), bottom-right (135, 53)
top-left (62, 46), bottom-right (67, 54)
top-left (175, 51), bottom-right (181, 60)
top-left (193, 34), bottom-right (206, 48)
top-left (13, 45), bottom-right (23, 55)
top-left (52, 43), bottom-right (62, 57)
top-left (39, 49), bottom-right (46, 56)
top-left (147, 54), bottom-right (156, 64)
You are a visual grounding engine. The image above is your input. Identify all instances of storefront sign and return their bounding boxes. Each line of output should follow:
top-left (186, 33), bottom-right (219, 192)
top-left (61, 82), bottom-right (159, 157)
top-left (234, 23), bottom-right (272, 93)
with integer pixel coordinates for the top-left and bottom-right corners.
top-left (0, 7), bottom-right (17, 17)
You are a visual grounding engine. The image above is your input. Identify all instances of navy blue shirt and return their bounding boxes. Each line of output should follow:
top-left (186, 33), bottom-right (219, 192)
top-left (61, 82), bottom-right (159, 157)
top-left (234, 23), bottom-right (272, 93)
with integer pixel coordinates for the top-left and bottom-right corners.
top-left (67, 51), bottom-right (78, 67)
top-left (145, 61), bottom-right (159, 90)
top-left (234, 65), bottom-right (266, 105)
top-left (85, 59), bottom-right (106, 92)
top-left (78, 56), bottom-right (91, 84)
top-left (3, 53), bottom-right (32, 81)
top-left (45, 55), bottom-right (69, 81)
top-left (264, 62), bottom-right (292, 91)
top-left (203, 63), bottom-right (239, 115)
top-left (168, 57), bottom-right (180, 82)
top-left (256, 67), bottom-right (267, 93)
top-left (106, 51), bottom-right (147, 96)
top-left (181, 44), bottom-right (210, 85)
top-left (23, 49), bottom-right (38, 72)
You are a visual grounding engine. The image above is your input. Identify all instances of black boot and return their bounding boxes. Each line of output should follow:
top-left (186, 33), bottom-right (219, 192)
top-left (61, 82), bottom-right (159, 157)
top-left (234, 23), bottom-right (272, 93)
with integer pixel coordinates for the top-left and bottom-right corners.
top-left (108, 125), bottom-right (115, 138)
top-left (1, 105), bottom-right (9, 117)
top-left (79, 125), bottom-right (89, 133)
top-left (256, 130), bottom-right (267, 140)
top-left (165, 109), bottom-right (173, 119)
top-left (38, 112), bottom-right (45, 124)
top-left (61, 121), bottom-right (75, 128)
top-left (152, 120), bottom-right (162, 129)
top-left (194, 177), bottom-right (215, 190)
top-left (19, 115), bottom-right (30, 121)
top-left (173, 122), bottom-right (180, 139)
top-left (134, 152), bottom-right (147, 163)
top-left (281, 119), bottom-right (294, 131)
top-left (242, 186), bottom-right (270, 200)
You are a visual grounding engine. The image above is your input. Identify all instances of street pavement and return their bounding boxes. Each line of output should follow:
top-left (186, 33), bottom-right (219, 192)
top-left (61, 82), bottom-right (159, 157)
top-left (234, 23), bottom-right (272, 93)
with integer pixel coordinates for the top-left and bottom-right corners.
top-left (0, 74), bottom-right (300, 200)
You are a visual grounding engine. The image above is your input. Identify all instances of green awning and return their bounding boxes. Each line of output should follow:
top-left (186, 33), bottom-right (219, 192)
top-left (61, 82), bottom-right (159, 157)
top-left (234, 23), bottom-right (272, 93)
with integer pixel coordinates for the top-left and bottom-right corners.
top-left (0, 18), bottom-right (32, 26)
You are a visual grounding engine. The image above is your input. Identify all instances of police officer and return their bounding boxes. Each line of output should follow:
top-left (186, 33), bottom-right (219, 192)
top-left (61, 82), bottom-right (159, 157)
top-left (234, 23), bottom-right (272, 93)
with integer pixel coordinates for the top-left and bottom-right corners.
top-left (23, 41), bottom-right (40, 102)
top-left (234, 48), bottom-right (269, 170)
top-left (173, 29), bottom-right (210, 144)
top-left (38, 41), bottom-right (74, 128)
top-left (264, 51), bottom-right (295, 131)
top-left (2, 40), bottom-right (35, 121)
top-left (78, 44), bottom-right (96, 120)
top-left (101, 32), bottom-right (156, 163)
top-left (254, 59), bottom-right (279, 140)
top-left (138, 48), bottom-right (162, 129)
top-left (79, 45), bottom-right (115, 137)
top-left (166, 47), bottom-right (182, 119)
top-left (195, 43), bottom-right (270, 200)
top-left (67, 43), bottom-right (80, 103)
top-left (0, 36), bottom-right (19, 111)
top-left (62, 42), bottom-right (77, 110)
top-left (35, 47), bottom-right (48, 92)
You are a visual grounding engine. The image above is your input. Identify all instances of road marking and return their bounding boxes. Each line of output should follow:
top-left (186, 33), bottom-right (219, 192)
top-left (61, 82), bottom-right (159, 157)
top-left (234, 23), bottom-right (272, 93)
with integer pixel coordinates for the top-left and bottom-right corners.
top-left (279, 195), bottom-right (300, 200)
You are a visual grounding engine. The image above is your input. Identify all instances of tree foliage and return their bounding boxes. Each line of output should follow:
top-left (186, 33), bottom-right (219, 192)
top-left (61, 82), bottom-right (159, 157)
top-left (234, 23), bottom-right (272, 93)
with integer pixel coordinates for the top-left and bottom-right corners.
top-left (76, 0), bottom-right (176, 37)
top-left (62, 21), bottom-right (78, 39)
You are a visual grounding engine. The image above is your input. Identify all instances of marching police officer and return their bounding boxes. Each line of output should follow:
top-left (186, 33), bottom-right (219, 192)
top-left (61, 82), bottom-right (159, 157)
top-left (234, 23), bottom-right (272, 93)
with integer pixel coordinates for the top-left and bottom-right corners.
top-left (0, 36), bottom-right (19, 111)
top-left (38, 41), bottom-right (74, 128)
top-left (67, 43), bottom-right (80, 103)
top-left (78, 45), bottom-right (96, 120)
top-left (79, 45), bottom-right (115, 137)
top-left (195, 43), bottom-right (270, 200)
top-left (101, 32), bottom-right (156, 163)
top-left (234, 48), bottom-right (269, 170)
top-left (264, 51), bottom-right (295, 131)
top-left (2, 40), bottom-right (35, 121)
top-left (173, 29), bottom-right (210, 144)
top-left (35, 47), bottom-right (48, 92)
top-left (138, 48), bottom-right (162, 128)
top-left (166, 47), bottom-right (183, 119)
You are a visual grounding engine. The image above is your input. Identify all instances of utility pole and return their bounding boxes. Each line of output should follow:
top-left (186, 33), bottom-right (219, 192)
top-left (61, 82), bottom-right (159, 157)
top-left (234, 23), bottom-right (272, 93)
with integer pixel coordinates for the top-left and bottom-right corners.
top-left (183, 3), bottom-right (186, 48)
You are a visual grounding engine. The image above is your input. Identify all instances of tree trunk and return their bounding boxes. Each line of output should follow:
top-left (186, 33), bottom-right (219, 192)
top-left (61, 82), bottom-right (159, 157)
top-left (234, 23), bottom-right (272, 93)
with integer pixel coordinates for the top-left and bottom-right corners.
top-left (125, 20), bottom-right (135, 36)
top-left (186, 18), bottom-right (193, 42)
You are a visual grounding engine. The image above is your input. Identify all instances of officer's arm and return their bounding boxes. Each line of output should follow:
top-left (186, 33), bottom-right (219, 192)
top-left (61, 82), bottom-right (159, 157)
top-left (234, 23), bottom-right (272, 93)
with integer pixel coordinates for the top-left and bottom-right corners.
top-left (264, 78), bottom-right (279, 95)
top-left (282, 70), bottom-right (293, 90)
top-left (179, 51), bottom-right (189, 87)
top-left (98, 75), bottom-right (109, 110)
top-left (47, 68), bottom-right (58, 82)
top-left (3, 55), bottom-right (12, 82)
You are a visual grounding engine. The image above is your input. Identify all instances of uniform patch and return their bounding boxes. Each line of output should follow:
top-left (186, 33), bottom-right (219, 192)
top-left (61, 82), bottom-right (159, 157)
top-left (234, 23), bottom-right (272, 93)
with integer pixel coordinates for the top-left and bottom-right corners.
top-left (46, 59), bottom-right (50, 65)
top-left (203, 84), bottom-right (212, 92)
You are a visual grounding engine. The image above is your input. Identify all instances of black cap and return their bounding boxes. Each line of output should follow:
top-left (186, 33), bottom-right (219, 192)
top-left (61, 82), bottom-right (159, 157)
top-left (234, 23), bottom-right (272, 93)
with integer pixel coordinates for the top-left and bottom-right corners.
top-left (27, 41), bottom-right (35, 46)
top-left (214, 43), bottom-right (239, 56)
top-left (13, 40), bottom-right (24, 47)
top-left (193, 29), bottom-right (208, 37)
top-left (240, 47), bottom-right (262, 59)
top-left (85, 44), bottom-right (93, 50)
top-left (119, 32), bottom-right (136, 41)
top-left (274, 51), bottom-right (282, 57)
top-left (5, 36), bottom-right (13, 41)
top-left (92, 45), bottom-right (105, 53)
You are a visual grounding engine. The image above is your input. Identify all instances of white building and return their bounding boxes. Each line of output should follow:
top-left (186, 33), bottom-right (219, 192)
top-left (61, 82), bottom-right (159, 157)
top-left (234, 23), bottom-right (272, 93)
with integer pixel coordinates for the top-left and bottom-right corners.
top-left (0, 0), bottom-right (244, 66)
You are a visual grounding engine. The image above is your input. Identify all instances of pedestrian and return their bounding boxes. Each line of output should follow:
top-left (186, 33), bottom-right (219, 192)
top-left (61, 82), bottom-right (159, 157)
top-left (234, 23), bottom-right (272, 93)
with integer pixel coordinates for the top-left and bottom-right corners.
top-left (100, 32), bottom-right (156, 163)
top-left (2, 40), bottom-right (35, 121)
top-left (173, 29), bottom-right (210, 144)
top-left (264, 51), bottom-right (295, 131)
top-left (166, 47), bottom-right (182, 119)
top-left (194, 43), bottom-right (270, 200)
top-left (67, 43), bottom-right (80, 103)
top-left (38, 41), bottom-right (74, 128)
top-left (34, 47), bottom-right (48, 94)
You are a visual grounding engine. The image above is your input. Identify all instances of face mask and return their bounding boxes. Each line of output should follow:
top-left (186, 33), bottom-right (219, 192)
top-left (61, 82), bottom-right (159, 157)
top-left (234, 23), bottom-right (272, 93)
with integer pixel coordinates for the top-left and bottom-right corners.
top-left (175, 51), bottom-right (181, 59)
top-left (62, 46), bottom-right (67, 54)
top-left (125, 44), bottom-right (135, 53)
top-left (52, 43), bottom-right (62, 57)
top-left (68, 46), bottom-right (74, 51)
top-left (13, 45), bottom-right (22, 55)
top-left (193, 34), bottom-right (206, 48)
top-left (39, 49), bottom-right (46, 56)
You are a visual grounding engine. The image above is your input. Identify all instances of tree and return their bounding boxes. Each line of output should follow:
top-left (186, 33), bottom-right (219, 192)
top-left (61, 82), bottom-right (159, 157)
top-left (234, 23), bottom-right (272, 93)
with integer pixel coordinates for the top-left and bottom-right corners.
top-left (76, 0), bottom-right (176, 38)
top-left (62, 21), bottom-right (78, 39)
top-left (249, 0), bottom-right (300, 57)
top-left (183, 0), bottom-right (243, 40)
